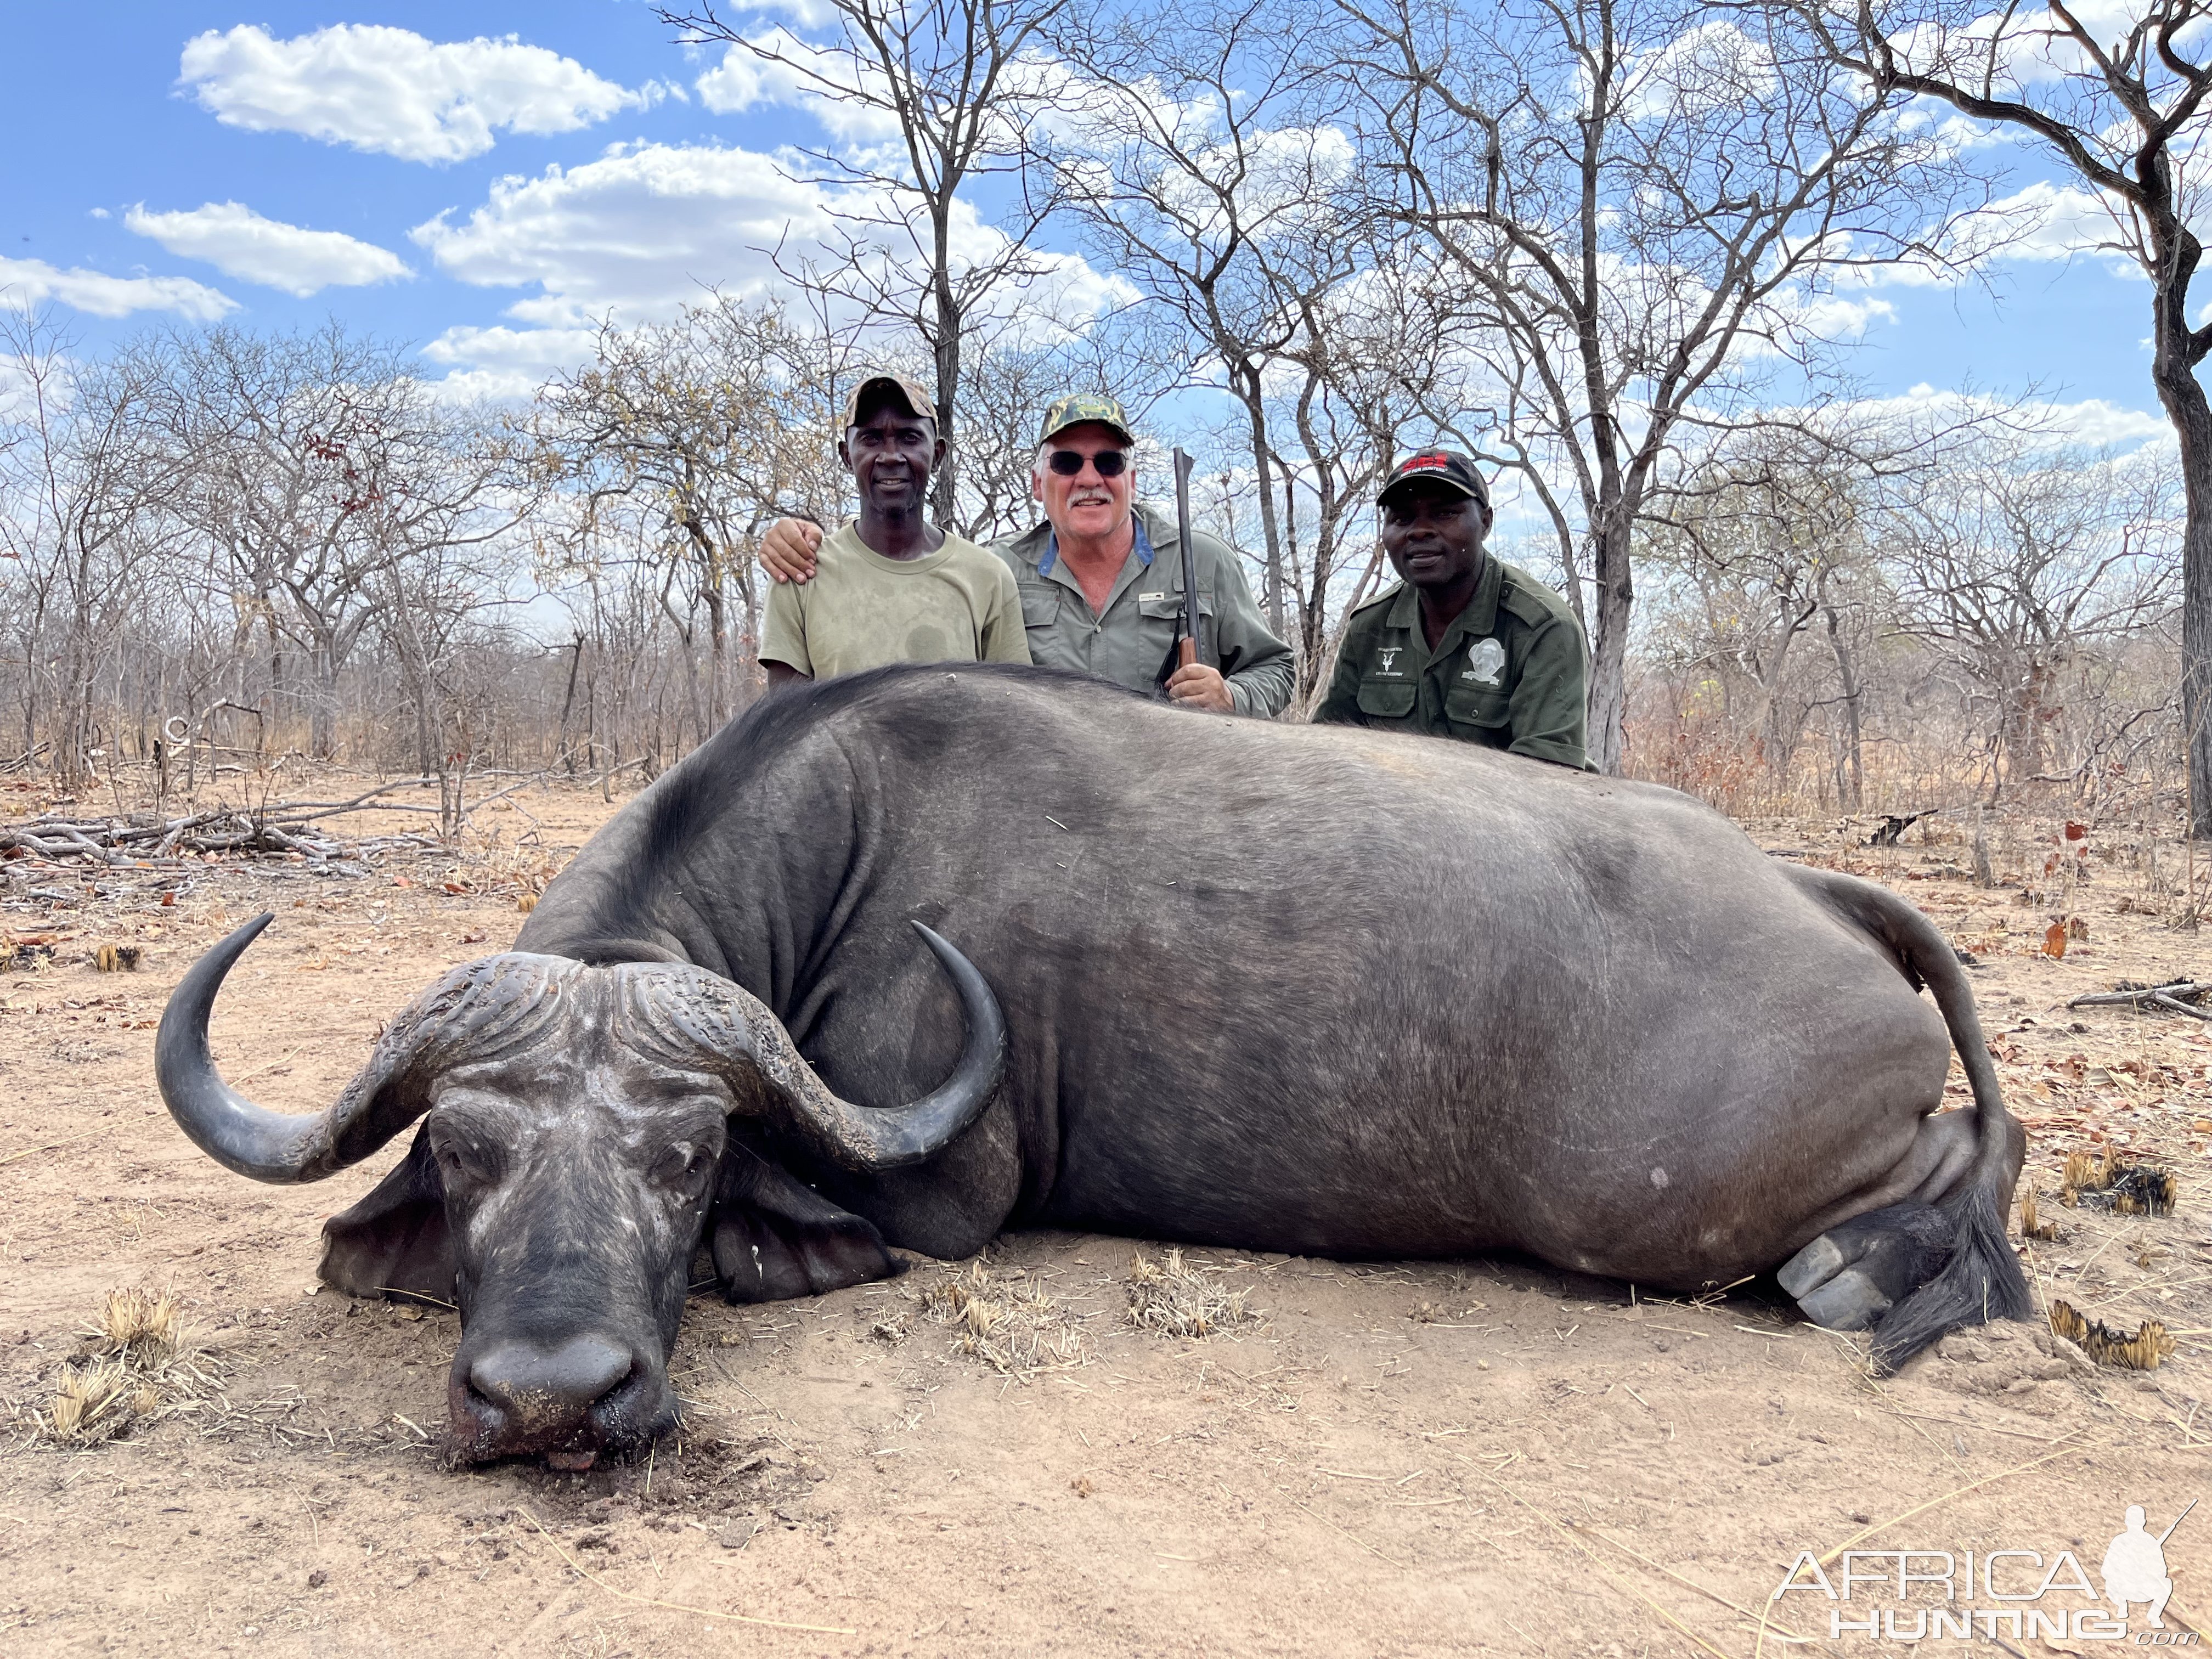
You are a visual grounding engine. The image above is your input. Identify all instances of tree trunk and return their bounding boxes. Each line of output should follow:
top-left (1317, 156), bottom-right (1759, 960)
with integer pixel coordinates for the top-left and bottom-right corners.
top-left (1759, 642), bottom-right (1797, 783)
top-left (2002, 658), bottom-right (2054, 786)
top-left (557, 637), bottom-right (584, 775)
top-left (2138, 188), bottom-right (2212, 837)
top-left (1233, 368), bottom-right (1286, 639)
top-left (1822, 596), bottom-right (1864, 812)
top-left (2152, 332), bottom-right (2212, 838)
top-left (702, 580), bottom-right (728, 733)
top-left (310, 636), bottom-right (338, 760)
top-left (930, 220), bottom-right (962, 527)
top-left (1585, 514), bottom-right (1633, 775)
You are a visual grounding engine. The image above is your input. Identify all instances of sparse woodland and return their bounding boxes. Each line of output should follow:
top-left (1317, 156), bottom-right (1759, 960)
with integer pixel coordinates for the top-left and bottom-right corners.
top-left (0, 0), bottom-right (2199, 853)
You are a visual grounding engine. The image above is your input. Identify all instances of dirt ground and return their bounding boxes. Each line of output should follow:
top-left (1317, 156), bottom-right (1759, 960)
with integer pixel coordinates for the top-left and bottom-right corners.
top-left (4, 776), bottom-right (2211, 1657)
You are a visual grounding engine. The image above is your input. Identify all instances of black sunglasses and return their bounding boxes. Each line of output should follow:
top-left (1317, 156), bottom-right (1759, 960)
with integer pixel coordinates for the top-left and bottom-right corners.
top-left (1046, 448), bottom-right (1129, 478)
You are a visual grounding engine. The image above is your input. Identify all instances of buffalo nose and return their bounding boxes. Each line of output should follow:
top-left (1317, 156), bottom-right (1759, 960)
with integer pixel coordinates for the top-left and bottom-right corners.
top-left (467, 1335), bottom-right (633, 1434)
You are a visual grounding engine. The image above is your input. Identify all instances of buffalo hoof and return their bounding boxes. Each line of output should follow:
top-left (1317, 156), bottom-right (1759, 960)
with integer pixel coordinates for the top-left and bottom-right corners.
top-left (1780, 1202), bottom-right (1955, 1333)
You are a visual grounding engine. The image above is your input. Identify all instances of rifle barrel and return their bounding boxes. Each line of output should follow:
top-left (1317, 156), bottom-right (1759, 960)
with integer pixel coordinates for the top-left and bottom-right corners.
top-left (2159, 1498), bottom-right (2197, 1545)
top-left (1172, 448), bottom-right (1199, 669)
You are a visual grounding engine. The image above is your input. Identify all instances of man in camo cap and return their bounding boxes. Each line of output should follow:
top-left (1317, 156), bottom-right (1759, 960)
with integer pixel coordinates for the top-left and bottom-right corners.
top-left (755, 392), bottom-right (1294, 715)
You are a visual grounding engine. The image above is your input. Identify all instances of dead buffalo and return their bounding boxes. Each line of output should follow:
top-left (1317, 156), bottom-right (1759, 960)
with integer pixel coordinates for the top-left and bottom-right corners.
top-left (157, 663), bottom-right (2028, 1467)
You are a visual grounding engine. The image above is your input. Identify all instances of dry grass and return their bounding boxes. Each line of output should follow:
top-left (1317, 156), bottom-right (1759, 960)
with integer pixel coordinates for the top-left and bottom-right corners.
top-left (2049, 1299), bottom-right (2176, 1369)
top-left (1124, 1248), bottom-right (1263, 1339)
top-left (917, 1257), bottom-right (1093, 1375)
top-left (2060, 1145), bottom-right (2179, 1216)
top-left (16, 1288), bottom-right (225, 1449)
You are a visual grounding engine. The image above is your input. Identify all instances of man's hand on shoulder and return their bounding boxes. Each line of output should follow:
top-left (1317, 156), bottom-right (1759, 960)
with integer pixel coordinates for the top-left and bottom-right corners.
top-left (760, 517), bottom-right (825, 585)
top-left (1165, 663), bottom-right (1234, 713)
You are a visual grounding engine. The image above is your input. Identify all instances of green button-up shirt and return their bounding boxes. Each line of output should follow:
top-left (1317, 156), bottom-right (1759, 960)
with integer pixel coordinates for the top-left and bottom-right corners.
top-left (1313, 555), bottom-right (1592, 769)
top-left (992, 503), bottom-right (1295, 718)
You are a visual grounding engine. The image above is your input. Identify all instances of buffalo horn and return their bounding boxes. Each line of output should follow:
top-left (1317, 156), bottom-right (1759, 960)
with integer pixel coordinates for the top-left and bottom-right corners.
top-left (638, 921), bottom-right (1005, 1171)
top-left (156, 915), bottom-right (569, 1183)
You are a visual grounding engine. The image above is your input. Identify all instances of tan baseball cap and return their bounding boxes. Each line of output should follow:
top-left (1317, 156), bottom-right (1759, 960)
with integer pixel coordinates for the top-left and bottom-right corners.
top-left (841, 373), bottom-right (937, 432)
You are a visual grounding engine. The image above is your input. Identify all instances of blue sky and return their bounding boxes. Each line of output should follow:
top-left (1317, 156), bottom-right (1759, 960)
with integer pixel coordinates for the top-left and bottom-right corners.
top-left (1, 1), bottom-right (2177, 448)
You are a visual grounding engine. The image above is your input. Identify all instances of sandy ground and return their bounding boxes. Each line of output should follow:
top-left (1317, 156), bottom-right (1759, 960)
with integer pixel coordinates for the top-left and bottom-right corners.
top-left (4, 776), bottom-right (2211, 1657)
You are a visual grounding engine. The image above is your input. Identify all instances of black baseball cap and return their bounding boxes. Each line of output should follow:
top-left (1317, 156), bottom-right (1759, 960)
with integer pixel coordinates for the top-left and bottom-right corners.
top-left (1377, 450), bottom-right (1489, 510)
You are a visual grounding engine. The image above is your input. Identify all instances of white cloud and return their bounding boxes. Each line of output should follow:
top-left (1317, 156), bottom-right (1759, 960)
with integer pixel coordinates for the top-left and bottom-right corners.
top-left (409, 140), bottom-right (1126, 391)
top-left (0, 256), bottom-right (236, 321)
top-left (1625, 21), bottom-right (1779, 121)
top-left (0, 357), bottom-right (42, 420)
top-left (179, 24), bottom-right (648, 164)
top-left (1990, 179), bottom-right (2134, 264)
top-left (417, 324), bottom-right (603, 404)
top-left (1869, 382), bottom-right (2173, 447)
top-left (694, 33), bottom-right (1092, 152)
top-left (694, 35), bottom-right (905, 143)
top-left (122, 201), bottom-right (410, 297)
top-left (1816, 176), bottom-right (2139, 292)
top-left (413, 139), bottom-right (1122, 321)
top-left (411, 142), bottom-right (837, 323)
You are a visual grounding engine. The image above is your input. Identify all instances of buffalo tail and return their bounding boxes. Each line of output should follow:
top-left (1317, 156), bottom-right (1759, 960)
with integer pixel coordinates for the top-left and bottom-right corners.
top-left (1789, 866), bottom-right (2034, 1373)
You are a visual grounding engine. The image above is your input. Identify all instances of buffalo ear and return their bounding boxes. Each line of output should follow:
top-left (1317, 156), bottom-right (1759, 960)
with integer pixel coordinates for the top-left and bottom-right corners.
top-left (710, 1141), bottom-right (901, 1304)
top-left (318, 1124), bottom-right (458, 1302)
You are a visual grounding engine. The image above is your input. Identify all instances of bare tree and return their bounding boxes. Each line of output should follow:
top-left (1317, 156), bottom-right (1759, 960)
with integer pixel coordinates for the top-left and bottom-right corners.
top-left (1646, 438), bottom-right (1884, 792)
top-left (1336, 0), bottom-right (2012, 771)
top-left (159, 324), bottom-right (515, 759)
top-left (1878, 433), bottom-right (2180, 796)
top-left (657, 0), bottom-right (1076, 523)
top-left (1040, 0), bottom-right (1361, 629)
top-left (1786, 0), bottom-right (2212, 833)
top-left (1267, 257), bottom-right (1465, 700)
top-left (0, 309), bottom-right (193, 785)
top-left (522, 297), bottom-right (842, 732)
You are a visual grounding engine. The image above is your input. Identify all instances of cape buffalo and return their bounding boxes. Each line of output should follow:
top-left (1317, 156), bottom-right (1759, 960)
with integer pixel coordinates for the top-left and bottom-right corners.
top-left (157, 663), bottom-right (2029, 1468)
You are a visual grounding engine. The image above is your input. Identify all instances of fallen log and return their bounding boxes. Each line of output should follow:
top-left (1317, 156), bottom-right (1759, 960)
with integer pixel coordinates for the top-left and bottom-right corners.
top-left (2067, 979), bottom-right (2210, 1014)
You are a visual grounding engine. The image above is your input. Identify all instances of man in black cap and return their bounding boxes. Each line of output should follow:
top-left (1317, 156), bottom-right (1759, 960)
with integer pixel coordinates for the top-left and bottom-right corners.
top-left (1313, 450), bottom-right (1590, 769)
top-left (759, 372), bottom-right (1028, 685)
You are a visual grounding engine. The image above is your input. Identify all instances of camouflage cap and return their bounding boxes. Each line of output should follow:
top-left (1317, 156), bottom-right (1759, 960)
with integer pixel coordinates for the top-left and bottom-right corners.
top-left (841, 372), bottom-right (938, 432)
top-left (1037, 392), bottom-right (1135, 448)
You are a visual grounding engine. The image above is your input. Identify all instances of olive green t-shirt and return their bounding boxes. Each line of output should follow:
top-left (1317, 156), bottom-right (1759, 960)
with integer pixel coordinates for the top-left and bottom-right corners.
top-left (760, 522), bottom-right (1030, 679)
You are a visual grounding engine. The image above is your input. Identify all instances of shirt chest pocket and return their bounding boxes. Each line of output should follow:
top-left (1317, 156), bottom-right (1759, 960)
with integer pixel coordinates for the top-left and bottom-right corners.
top-left (1444, 680), bottom-right (1511, 732)
top-left (1020, 590), bottom-right (1060, 628)
top-left (1356, 679), bottom-right (1418, 719)
top-left (1135, 591), bottom-right (1215, 624)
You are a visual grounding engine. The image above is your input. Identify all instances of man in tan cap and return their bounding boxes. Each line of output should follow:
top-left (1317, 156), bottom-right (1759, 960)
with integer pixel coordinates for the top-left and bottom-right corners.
top-left (756, 392), bottom-right (1292, 715)
top-left (760, 372), bottom-right (1028, 686)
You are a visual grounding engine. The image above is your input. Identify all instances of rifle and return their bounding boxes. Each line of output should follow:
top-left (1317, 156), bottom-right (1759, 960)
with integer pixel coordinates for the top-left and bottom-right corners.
top-left (2159, 1498), bottom-right (2197, 1546)
top-left (1172, 447), bottom-right (1201, 669)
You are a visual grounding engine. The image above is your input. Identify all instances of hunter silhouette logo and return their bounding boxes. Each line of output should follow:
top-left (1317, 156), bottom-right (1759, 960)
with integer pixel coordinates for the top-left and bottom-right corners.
top-left (2105, 1501), bottom-right (2191, 1628)
top-left (1771, 1499), bottom-right (2199, 1643)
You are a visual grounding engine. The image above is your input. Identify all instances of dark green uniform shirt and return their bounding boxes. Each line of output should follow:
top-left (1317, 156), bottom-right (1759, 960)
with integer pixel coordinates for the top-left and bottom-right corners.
top-left (1313, 555), bottom-right (1591, 769)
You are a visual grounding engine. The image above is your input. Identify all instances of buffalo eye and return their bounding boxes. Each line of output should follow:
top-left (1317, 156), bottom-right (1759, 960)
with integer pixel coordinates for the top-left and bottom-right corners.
top-left (650, 1142), bottom-right (715, 1204)
top-left (427, 1127), bottom-right (496, 1193)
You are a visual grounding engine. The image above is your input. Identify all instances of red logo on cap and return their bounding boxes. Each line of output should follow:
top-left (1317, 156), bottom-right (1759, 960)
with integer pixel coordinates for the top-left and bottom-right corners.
top-left (1402, 455), bottom-right (1450, 472)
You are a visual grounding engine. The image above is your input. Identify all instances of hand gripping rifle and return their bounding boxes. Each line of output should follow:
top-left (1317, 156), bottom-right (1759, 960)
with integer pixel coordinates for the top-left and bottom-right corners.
top-left (1150, 448), bottom-right (1214, 697)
